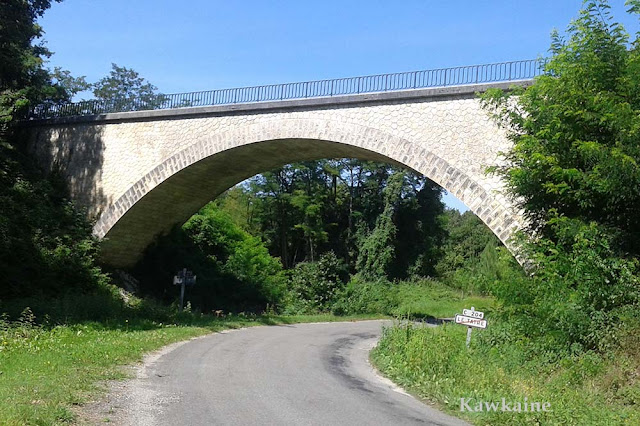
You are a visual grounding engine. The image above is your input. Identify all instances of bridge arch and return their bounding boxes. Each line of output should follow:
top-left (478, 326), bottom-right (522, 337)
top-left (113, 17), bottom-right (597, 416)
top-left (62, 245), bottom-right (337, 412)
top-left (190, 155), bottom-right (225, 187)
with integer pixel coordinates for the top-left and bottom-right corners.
top-left (94, 117), bottom-right (520, 267)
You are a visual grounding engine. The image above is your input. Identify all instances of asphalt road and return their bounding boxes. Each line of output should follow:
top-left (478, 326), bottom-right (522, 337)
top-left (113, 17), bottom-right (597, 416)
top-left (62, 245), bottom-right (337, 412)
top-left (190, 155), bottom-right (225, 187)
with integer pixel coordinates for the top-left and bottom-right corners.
top-left (110, 320), bottom-right (469, 426)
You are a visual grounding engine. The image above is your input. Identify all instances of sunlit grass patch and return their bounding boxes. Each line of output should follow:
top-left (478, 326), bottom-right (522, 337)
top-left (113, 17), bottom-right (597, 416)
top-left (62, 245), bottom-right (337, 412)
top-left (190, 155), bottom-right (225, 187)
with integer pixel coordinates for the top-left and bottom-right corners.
top-left (393, 280), bottom-right (494, 319)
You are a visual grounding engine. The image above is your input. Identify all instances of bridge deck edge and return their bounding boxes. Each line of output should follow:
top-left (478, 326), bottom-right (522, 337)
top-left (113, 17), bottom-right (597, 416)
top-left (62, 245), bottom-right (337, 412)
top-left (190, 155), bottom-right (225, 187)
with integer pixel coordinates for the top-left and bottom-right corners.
top-left (19, 80), bottom-right (533, 126)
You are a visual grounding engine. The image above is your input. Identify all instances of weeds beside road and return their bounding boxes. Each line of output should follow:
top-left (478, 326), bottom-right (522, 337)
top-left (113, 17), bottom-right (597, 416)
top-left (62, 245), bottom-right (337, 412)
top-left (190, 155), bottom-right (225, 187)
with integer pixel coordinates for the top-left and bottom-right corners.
top-left (371, 322), bottom-right (640, 426)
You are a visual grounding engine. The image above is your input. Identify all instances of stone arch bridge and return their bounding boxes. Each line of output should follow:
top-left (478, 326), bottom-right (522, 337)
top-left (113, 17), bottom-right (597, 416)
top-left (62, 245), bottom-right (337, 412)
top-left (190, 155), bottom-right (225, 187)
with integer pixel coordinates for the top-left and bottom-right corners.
top-left (20, 63), bottom-right (539, 267)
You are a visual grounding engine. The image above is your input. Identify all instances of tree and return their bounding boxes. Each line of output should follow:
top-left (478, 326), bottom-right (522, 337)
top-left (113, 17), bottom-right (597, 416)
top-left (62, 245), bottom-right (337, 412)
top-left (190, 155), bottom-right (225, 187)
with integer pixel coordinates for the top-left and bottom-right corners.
top-left (392, 173), bottom-right (445, 278)
top-left (0, 0), bottom-right (64, 126)
top-left (481, 0), bottom-right (640, 350)
top-left (92, 63), bottom-right (166, 112)
top-left (218, 159), bottom-right (448, 276)
top-left (50, 67), bottom-right (90, 98)
top-left (482, 0), bottom-right (640, 255)
top-left (436, 210), bottom-right (500, 276)
top-left (355, 171), bottom-right (403, 279)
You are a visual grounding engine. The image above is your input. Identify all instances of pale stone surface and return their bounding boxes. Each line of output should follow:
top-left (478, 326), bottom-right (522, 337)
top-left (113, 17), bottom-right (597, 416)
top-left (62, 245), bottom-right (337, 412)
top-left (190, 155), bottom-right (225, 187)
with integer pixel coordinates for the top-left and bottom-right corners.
top-left (24, 84), bottom-right (523, 267)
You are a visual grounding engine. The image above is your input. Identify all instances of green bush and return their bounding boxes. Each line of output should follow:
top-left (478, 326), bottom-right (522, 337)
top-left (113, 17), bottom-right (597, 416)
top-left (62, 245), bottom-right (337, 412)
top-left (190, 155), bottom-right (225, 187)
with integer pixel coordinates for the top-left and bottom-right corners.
top-left (135, 203), bottom-right (286, 313)
top-left (480, 1), bottom-right (640, 353)
top-left (492, 219), bottom-right (640, 353)
top-left (444, 245), bottom-right (523, 296)
top-left (223, 234), bottom-right (287, 305)
top-left (283, 251), bottom-right (348, 314)
top-left (0, 141), bottom-right (111, 301)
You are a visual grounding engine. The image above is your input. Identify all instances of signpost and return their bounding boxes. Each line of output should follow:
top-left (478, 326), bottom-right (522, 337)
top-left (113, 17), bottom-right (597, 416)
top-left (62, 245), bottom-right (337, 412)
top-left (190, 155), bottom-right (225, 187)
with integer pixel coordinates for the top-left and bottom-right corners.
top-left (454, 306), bottom-right (486, 348)
top-left (173, 268), bottom-right (196, 311)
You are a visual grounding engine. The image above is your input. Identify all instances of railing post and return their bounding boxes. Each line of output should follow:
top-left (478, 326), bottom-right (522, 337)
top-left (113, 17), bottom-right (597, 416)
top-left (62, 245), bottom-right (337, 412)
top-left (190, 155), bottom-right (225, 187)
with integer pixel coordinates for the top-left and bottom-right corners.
top-left (412, 71), bottom-right (417, 89)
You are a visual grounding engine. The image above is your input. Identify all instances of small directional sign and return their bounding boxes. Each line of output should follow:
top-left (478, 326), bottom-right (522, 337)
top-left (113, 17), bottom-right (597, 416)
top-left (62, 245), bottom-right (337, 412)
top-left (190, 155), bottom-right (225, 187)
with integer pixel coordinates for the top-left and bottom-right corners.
top-left (173, 268), bottom-right (197, 311)
top-left (462, 308), bottom-right (484, 319)
top-left (455, 314), bottom-right (487, 329)
top-left (455, 306), bottom-right (487, 348)
top-left (173, 269), bottom-right (196, 286)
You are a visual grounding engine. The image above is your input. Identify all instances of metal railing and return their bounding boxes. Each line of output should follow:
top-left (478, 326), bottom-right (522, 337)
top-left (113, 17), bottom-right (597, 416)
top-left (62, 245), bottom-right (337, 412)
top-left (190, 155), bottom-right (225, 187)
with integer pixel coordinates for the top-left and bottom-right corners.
top-left (29, 59), bottom-right (545, 120)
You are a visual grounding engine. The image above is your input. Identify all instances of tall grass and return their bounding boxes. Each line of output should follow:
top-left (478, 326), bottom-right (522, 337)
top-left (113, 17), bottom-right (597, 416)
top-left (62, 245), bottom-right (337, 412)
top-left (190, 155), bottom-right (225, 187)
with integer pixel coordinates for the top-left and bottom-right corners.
top-left (371, 322), bottom-right (640, 425)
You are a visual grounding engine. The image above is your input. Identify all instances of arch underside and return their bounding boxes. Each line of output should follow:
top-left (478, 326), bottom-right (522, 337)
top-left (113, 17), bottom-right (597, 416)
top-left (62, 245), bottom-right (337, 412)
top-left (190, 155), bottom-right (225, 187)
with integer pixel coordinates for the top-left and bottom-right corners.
top-left (100, 139), bottom-right (401, 266)
top-left (96, 122), bottom-right (520, 268)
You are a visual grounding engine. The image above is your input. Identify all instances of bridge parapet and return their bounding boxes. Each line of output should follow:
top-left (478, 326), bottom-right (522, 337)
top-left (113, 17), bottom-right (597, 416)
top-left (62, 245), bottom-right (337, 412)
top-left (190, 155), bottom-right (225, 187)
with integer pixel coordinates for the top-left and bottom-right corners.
top-left (28, 59), bottom-right (544, 120)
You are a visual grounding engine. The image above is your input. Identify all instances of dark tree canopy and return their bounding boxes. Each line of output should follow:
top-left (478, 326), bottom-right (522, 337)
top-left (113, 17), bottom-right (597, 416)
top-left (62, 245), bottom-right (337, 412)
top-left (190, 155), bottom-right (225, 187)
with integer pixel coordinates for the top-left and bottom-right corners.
top-left (216, 160), bottom-right (447, 279)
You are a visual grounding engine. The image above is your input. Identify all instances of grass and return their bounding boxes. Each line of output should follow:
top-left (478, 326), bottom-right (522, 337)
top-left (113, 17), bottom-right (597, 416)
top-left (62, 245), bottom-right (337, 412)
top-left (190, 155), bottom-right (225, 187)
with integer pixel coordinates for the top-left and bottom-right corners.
top-left (393, 280), bottom-right (494, 319)
top-left (0, 311), bottom-right (385, 425)
top-left (371, 322), bottom-right (640, 425)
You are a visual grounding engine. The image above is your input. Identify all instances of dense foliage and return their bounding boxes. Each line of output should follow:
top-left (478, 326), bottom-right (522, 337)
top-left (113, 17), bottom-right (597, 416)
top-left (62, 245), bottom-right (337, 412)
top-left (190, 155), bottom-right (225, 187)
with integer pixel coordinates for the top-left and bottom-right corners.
top-left (481, 0), bottom-right (640, 352)
top-left (216, 160), bottom-right (446, 278)
top-left (134, 203), bottom-right (286, 313)
top-left (0, 142), bottom-right (109, 300)
top-left (0, 0), bottom-right (67, 125)
top-left (484, 2), bottom-right (640, 250)
top-left (284, 251), bottom-right (348, 314)
top-left (0, 0), bottom-right (111, 303)
top-left (435, 210), bottom-right (517, 295)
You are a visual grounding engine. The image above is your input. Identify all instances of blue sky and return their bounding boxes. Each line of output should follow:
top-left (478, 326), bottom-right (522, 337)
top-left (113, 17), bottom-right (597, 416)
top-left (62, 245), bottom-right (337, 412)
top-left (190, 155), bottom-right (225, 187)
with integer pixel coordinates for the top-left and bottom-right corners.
top-left (39, 1), bottom-right (639, 211)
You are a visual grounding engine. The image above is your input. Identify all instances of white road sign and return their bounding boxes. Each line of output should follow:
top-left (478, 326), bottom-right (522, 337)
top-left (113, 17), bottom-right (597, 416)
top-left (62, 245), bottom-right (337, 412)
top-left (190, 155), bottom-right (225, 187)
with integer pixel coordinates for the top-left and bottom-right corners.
top-left (455, 314), bottom-right (487, 329)
top-left (462, 308), bottom-right (484, 319)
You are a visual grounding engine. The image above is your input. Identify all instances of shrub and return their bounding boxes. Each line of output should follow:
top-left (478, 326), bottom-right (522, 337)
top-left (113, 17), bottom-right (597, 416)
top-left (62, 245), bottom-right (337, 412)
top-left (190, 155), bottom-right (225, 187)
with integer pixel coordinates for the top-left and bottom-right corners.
top-left (135, 203), bottom-right (286, 313)
top-left (492, 219), bottom-right (640, 352)
top-left (0, 141), bottom-right (111, 300)
top-left (284, 251), bottom-right (347, 314)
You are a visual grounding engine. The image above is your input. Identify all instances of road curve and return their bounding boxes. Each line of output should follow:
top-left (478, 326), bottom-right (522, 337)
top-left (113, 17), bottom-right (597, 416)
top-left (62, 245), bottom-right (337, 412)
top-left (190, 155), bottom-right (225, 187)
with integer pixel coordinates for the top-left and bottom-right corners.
top-left (106, 320), bottom-right (469, 426)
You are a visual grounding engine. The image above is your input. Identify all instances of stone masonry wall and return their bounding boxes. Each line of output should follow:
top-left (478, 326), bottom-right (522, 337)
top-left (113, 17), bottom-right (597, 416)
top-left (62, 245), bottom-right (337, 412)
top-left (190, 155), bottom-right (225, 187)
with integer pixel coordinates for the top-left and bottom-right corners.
top-left (24, 83), bottom-right (524, 267)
